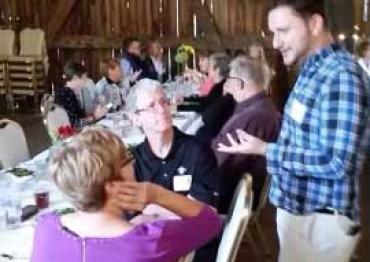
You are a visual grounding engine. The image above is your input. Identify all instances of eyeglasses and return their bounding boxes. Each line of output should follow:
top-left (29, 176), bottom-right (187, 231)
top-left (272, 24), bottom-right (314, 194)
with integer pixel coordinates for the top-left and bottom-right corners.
top-left (121, 155), bottom-right (134, 168)
top-left (226, 76), bottom-right (245, 89)
top-left (135, 97), bottom-right (170, 114)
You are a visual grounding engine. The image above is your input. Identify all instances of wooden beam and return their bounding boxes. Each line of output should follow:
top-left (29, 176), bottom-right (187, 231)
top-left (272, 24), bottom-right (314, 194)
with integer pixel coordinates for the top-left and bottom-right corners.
top-left (50, 34), bottom-right (257, 50)
top-left (47, 0), bottom-right (77, 41)
top-left (191, 0), bottom-right (224, 50)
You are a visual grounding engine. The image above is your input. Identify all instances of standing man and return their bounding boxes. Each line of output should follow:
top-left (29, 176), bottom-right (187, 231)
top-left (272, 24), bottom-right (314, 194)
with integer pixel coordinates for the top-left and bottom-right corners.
top-left (218, 0), bottom-right (370, 261)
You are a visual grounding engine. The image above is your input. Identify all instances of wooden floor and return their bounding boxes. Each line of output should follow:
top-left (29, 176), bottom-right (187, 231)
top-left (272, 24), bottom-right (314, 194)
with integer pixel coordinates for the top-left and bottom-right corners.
top-left (1, 108), bottom-right (369, 262)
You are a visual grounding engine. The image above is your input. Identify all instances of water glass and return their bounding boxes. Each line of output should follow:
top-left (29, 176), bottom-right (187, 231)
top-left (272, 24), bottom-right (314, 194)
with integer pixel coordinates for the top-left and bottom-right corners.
top-left (5, 198), bottom-right (22, 229)
top-left (97, 95), bottom-right (107, 107)
top-left (0, 204), bottom-right (6, 230)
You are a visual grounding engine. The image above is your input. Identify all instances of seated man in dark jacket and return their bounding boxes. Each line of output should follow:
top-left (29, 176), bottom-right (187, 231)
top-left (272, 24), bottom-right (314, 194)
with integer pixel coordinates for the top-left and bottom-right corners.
top-left (212, 56), bottom-right (281, 213)
top-left (120, 37), bottom-right (156, 82)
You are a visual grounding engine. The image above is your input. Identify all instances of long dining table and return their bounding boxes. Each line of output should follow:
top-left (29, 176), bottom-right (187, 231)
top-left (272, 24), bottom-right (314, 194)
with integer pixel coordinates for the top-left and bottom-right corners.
top-left (0, 110), bottom-right (199, 262)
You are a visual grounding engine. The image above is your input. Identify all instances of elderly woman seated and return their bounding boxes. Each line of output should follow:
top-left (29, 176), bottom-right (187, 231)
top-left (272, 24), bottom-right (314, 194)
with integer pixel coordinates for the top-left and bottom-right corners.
top-left (31, 129), bottom-right (222, 262)
top-left (94, 58), bottom-right (130, 111)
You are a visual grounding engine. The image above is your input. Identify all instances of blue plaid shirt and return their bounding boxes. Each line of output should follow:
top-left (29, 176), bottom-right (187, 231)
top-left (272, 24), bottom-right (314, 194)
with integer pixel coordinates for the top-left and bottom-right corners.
top-left (267, 44), bottom-right (370, 222)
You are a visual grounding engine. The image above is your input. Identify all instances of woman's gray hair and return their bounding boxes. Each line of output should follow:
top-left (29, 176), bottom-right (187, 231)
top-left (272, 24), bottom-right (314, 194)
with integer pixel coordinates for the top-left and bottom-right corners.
top-left (229, 56), bottom-right (265, 88)
top-left (209, 53), bottom-right (231, 78)
top-left (125, 78), bottom-right (163, 112)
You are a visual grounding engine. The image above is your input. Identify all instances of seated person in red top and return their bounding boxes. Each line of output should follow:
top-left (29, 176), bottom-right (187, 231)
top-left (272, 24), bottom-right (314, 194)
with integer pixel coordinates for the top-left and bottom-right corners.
top-left (55, 61), bottom-right (106, 127)
top-left (184, 50), bottom-right (215, 96)
top-left (31, 129), bottom-right (222, 262)
top-left (212, 56), bottom-right (281, 213)
top-left (181, 53), bottom-right (231, 113)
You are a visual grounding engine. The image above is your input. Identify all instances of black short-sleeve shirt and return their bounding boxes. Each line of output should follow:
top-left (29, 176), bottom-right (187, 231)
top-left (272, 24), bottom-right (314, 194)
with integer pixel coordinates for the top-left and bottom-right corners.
top-left (133, 127), bottom-right (220, 206)
top-left (55, 86), bottom-right (85, 127)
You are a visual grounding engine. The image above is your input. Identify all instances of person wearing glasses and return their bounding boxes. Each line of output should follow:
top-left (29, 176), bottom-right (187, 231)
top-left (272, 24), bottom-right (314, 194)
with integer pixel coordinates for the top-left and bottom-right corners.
top-left (126, 79), bottom-right (219, 207)
top-left (211, 56), bottom-right (281, 214)
top-left (31, 129), bottom-right (222, 262)
top-left (94, 58), bottom-right (130, 111)
top-left (126, 78), bottom-right (221, 262)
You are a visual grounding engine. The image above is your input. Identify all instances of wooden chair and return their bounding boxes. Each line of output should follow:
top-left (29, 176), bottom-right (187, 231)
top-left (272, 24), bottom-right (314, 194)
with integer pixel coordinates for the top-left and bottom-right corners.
top-left (0, 29), bottom-right (15, 57)
top-left (0, 59), bottom-right (8, 96)
top-left (0, 29), bottom-right (15, 109)
top-left (7, 28), bottom-right (47, 109)
top-left (44, 104), bottom-right (70, 136)
top-left (0, 119), bottom-right (30, 169)
top-left (244, 175), bottom-right (272, 260)
top-left (216, 174), bottom-right (253, 262)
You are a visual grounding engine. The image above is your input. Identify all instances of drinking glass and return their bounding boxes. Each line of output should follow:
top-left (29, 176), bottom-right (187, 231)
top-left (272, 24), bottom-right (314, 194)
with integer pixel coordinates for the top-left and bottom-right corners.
top-left (5, 198), bottom-right (22, 229)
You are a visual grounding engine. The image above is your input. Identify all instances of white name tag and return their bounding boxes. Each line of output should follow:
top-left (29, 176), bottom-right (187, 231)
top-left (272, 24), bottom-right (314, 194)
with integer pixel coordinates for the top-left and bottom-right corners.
top-left (290, 99), bottom-right (306, 124)
top-left (173, 175), bottom-right (192, 192)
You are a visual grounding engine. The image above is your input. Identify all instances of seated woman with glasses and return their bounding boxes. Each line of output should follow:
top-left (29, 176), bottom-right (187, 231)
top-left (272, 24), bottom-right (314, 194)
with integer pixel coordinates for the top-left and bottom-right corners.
top-left (31, 129), bottom-right (222, 262)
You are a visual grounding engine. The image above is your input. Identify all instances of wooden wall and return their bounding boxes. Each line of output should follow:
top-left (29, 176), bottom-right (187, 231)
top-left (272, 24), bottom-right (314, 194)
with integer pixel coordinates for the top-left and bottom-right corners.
top-left (0, 0), bottom-right (271, 83)
top-left (0, 0), bottom-right (367, 86)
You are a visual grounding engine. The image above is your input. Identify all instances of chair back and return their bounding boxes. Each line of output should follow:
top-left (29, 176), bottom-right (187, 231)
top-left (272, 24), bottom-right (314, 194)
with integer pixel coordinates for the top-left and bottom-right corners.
top-left (255, 175), bottom-right (271, 215)
top-left (216, 174), bottom-right (253, 262)
top-left (0, 119), bottom-right (30, 169)
top-left (45, 105), bottom-right (70, 135)
top-left (0, 29), bottom-right (15, 56)
top-left (19, 28), bottom-right (46, 56)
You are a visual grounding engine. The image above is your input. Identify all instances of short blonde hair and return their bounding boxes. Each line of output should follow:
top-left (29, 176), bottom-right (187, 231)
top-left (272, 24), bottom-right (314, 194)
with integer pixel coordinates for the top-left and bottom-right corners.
top-left (49, 128), bottom-right (131, 212)
top-left (100, 58), bottom-right (120, 77)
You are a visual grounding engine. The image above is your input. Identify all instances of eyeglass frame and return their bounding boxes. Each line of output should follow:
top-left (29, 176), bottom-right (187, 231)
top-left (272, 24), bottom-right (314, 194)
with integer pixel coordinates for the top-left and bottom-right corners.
top-left (134, 97), bottom-right (171, 114)
top-left (226, 76), bottom-right (245, 89)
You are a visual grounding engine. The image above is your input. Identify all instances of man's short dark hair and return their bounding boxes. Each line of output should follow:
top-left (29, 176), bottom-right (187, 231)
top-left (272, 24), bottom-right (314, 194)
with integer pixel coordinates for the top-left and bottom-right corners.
top-left (63, 61), bottom-right (87, 81)
top-left (269, 0), bottom-right (328, 27)
top-left (123, 37), bottom-right (140, 52)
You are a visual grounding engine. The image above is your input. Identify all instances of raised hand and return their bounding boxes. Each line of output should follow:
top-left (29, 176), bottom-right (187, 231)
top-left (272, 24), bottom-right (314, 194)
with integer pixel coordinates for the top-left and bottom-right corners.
top-left (217, 129), bottom-right (267, 156)
top-left (110, 181), bottom-right (160, 212)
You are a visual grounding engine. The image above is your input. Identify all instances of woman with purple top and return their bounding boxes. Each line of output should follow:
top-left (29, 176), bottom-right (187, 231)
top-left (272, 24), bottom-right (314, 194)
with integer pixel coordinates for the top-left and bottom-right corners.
top-left (31, 129), bottom-right (222, 262)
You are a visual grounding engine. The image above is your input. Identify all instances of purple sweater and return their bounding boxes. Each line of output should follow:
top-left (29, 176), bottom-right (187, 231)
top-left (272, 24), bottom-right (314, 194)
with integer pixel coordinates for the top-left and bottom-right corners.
top-left (31, 207), bottom-right (222, 262)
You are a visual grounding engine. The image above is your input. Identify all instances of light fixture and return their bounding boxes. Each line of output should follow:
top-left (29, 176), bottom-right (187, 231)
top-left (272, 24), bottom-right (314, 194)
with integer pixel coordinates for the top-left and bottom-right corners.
top-left (261, 30), bottom-right (266, 38)
top-left (338, 33), bottom-right (346, 41)
top-left (352, 33), bottom-right (360, 42)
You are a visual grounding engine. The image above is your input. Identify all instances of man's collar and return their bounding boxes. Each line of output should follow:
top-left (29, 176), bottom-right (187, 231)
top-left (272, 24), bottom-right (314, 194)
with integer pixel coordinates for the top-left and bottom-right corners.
top-left (303, 43), bottom-right (342, 69)
top-left (142, 127), bottom-right (183, 161)
top-left (235, 91), bottom-right (267, 112)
